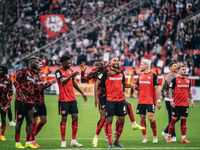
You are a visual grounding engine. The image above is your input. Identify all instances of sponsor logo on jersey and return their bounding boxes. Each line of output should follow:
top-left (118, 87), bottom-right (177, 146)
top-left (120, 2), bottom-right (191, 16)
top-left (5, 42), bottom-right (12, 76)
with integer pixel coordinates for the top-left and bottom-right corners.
top-left (109, 77), bottom-right (122, 80)
top-left (0, 84), bottom-right (7, 88)
top-left (27, 76), bottom-right (35, 82)
top-left (139, 81), bottom-right (151, 84)
top-left (177, 84), bottom-right (189, 87)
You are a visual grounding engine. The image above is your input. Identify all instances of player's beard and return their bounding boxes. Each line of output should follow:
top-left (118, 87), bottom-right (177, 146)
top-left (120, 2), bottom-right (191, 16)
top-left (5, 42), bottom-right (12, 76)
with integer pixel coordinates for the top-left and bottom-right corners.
top-left (112, 64), bottom-right (119, 68)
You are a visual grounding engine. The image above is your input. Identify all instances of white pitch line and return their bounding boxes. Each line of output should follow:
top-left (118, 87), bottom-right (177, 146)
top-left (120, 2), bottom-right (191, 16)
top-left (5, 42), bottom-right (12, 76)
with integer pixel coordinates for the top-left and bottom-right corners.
top-left (5, 137), bottom-right (200, 142)
top-left (33, 147), bottom-right (200, 150)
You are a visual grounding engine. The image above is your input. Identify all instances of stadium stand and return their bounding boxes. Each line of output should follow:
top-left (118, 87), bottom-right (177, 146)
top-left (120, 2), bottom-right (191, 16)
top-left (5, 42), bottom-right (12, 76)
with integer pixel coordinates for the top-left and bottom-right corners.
top-left (0, 0), bottom-right (200, 76)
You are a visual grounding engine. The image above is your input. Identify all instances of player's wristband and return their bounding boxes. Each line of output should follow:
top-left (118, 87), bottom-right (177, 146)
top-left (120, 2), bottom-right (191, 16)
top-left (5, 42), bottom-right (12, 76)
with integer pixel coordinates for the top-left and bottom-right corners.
top-left (157, 99), bottom-right (161, 102)
top-left (191, 99), bottom-right (194, 102)
top-left (169, 99), bottom-right (173, 101)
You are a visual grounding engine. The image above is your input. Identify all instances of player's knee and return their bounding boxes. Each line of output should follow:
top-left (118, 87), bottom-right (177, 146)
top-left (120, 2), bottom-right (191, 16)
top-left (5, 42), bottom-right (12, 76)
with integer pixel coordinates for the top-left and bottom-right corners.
top-left (126, 101), bottom-right (131, 106)
top-left (140, 116), bottom-right (146, 121)
top-left (118, 118), bottom-right (125, 125)
top-left (17, 120), bottom-right (23, 126)
top-left (72, 117), bottom-right (78, 122)
top-left (148, 117), bottom-right (154, 123)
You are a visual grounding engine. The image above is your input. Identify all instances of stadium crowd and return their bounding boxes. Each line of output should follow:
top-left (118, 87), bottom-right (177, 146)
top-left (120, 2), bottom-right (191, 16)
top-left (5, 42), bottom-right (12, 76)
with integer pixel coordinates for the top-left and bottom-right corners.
top-left (0, 0), bottom-right (200, 76)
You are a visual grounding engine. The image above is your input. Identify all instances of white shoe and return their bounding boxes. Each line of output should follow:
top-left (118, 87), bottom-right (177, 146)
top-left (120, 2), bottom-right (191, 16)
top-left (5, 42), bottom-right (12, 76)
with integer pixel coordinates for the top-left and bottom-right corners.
top-left (61, 141), bottom-right (66, 147)
top-left (9, 121), bottom-right (16, 126)
top-left (161, 131), bottom-right (168, 139)
top-left (171, 136), bottom-right (176, 142)
top-left (0, 122), bottom-right (1, 127)
top-left (70, 140), bottom-right (83, 147)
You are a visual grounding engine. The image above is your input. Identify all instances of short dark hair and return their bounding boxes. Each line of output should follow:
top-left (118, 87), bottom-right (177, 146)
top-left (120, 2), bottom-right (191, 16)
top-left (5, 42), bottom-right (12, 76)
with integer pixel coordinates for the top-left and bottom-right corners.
top-left (60, 55), bottom-right (71, 62)
top-left (178, 65), bottom-right (186, 70)
top-left (0, 65), bottom-right (8, 74)
top-left (168, 61), bottom-right (176, 68)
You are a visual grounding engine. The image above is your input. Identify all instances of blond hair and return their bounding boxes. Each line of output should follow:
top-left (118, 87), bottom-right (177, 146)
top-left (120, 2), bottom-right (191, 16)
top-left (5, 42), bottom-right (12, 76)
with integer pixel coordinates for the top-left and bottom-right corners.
top-left (142, 59), bottom-right (151, 69)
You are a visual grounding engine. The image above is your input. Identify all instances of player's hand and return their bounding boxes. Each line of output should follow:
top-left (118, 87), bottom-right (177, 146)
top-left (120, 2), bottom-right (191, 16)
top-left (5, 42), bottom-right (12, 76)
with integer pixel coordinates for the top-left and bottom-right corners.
top-left (4, 104), bottom-right (10, 110)
top-left (71, 71), bottom-right (79, 77)
top-left (49, 78), bottom-right (57, 84)
top-left (131, 83), bottom-right (136, 89)
top-left (157, 102), bottom-right (161, 110)
top-left (107, 71), bottom-right (117, 77)
top-left (82, 93), bottom-right (87, 102)
top-left (163, 74), bottom-right (168, 81)
top-left (95, 97), bottom-right (99, 107)
top-left (170, 101), bottom-right (175, 108)
top-left (191, 101), bottom-right (194, 108)
top-left (21, 94), bottom-right (26, 105)
top-left (80, 64), bottom-right (87, 72)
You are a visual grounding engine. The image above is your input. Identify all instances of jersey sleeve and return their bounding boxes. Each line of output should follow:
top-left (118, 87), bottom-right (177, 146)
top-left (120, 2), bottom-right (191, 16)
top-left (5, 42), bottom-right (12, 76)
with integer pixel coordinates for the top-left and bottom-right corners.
top-left (169, 78), bottom-right (176, 89)
top-left (7, 79), bottom-right (13, 104)
top-left (153, 73), bottom-right (159, 86)
top-left (81, 69), bottom-right (96, 83)
top-left (98, 69), bottom-right (108, 82)
top-left (136, 76), bottom-right (139, 86)
top-left (122, 73), bottom-right (125, 82)
top-left (14, 68), bottom-right (27, 94)
top-left (55, 69), bottom-right (63, 80)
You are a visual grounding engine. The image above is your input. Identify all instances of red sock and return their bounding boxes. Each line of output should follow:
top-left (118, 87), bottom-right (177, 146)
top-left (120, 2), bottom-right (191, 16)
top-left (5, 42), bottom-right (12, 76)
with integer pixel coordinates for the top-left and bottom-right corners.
top-left (35, 121), bottom-right (45, 136)
top-left (95, 118), bottom-right (106, 135)
top-left (127, 105), bottom-right (135, 122)
top-left (103, 121), bottom-right (108, 137)
top-left (106, 124), bottom-right (112, 144)
top-left (31, 123), bottom-right (36, 142)
top-left (15, 134), bottom-right (20, 142)
top-left (150, 120), bottom-right (157, 138)
top-left (1, 125), bottom-right (6, 136)
top-left (60, 122), bottom-right (66, 142)
top-left (114, 124), bottom-right (124, 142)
top-left (115, 121), bottom-right (119, 133)
top-left (140, 121), bottom-right (147, 138)
top-left (26, 135), bottom-right (31, 142)
top-left (72, 122), bottom-right (78, 140)
top-left (168, 118), bottom-right (177, 136)
top-left (180, 118), bottom-right (187, 136)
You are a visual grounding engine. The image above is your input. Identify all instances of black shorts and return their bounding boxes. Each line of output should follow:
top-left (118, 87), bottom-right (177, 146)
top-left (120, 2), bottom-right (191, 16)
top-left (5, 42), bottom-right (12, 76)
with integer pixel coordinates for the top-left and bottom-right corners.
top-left (0, 107), bottom-right (6, 115)
top-left (106, 99), bottom-right (127, 117)
top-left (58, 101), bottom-right (78, 116)
top-left (15, 101), bottom-right (35, 120)
top-left (98, 97), bottom-right (107, 112)
top-left (136, 104), bottom-right (155, 115)
top-left (172, 106), bottom-right (189, 117)
top-left (33, 103), bottom-right (47, 117)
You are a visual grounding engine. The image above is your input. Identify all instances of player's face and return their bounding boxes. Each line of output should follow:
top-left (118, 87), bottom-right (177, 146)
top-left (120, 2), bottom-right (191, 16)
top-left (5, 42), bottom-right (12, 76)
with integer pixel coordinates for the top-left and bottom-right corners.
top-left (179, 67), bottom-right (186, 76)
top-left (140, 62), bottom-right (147, 72)
top-left (0, 68), bottom-right (5, 77)
top-left (62, 60), bottom-right (71, 69)
top-left (95, 62), bottom-right (103, 71)
top-left (110, 57), bottom-right (119, 68)
top-left (37, 62), bottom-right (43, 71)
top-left (170, 64), bottom-right (178, 73)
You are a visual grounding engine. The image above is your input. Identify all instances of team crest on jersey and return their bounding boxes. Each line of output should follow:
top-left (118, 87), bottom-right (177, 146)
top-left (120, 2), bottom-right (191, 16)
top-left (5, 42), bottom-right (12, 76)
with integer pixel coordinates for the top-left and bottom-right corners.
top-left (186, 80), bottom-right (189, 83)
top-left (98, 73), bottom-right (103, 79)
top-left (178, 81), bottom-right (180, 83)
top-left (140, 77), bottom-right (142, 79)
top-left (148, 76), bottom-right (151, 79)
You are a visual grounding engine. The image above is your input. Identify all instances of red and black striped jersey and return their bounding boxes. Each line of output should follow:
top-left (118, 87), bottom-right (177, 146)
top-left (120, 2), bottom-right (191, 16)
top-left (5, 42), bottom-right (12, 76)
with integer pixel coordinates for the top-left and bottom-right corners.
top-left (34, 72), bottom-right (52, 105)
top-left (0, 76), bottom-right (13, 107)
top-left (14, 67), bottom-right (51, 104)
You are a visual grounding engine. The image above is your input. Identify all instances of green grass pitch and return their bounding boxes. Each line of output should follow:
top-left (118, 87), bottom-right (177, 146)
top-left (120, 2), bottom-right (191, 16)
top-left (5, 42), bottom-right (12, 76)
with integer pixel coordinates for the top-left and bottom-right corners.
top-left (1, 95), bottom-right (200, 150)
